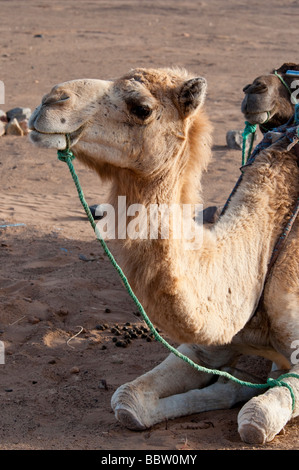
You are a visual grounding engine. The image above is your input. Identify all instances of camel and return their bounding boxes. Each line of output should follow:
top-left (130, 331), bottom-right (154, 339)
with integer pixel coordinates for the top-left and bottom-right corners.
top-left (242, 62), bottom-right (299, 132)
top-left (28, 67), bottom-right (299, 444)
top-left (208, 62), bottom-right (299, 224)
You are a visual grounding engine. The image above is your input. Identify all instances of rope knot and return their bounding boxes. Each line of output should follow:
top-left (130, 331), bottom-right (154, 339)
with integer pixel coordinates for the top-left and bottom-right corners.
top-left (266, 377), bottom-right (282, 388)
top-left (266, 374), bottom-right (299, 411)
top-left (242, 121), bottom-right (257, 166)
top-left (242, 121), bottom-right (257, 137)
top-left (57, 148), bottom-right (75, 163)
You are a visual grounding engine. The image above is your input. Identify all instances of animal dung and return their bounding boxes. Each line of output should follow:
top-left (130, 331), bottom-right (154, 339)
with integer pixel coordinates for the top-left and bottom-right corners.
top-left (97, 321), bottom-right (158, 349)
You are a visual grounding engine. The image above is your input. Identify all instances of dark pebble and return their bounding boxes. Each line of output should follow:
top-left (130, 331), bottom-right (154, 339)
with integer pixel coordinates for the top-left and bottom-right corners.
top-left (111, 327), bottom-right (120, 335)
top-left (5, 389), bottom-right (13, 392)
top-left (115, 340), bottom-right (127, 348)
top-left (105, 308), bottom-right (111, 313)
top-left (130, 332), bottom-right (138, 339)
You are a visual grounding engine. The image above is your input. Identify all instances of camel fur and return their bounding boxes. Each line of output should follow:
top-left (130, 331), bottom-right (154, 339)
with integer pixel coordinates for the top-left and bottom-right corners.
top-left (29, 67), bottom-right (299, 444)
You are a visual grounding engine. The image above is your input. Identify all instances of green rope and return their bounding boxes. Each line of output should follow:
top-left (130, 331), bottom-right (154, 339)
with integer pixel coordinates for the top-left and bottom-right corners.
top-left (274, 70), bottom-right (292, 95)
top-left (57, 145), bottom-right (299, 411)
top-left (242, 121), bottom-right (257, 165)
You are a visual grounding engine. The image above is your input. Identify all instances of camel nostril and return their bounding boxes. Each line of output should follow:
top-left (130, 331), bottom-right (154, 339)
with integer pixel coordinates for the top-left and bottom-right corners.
top-left (57, 95), bottom-right (70, 103)
top-left (243, 84), bottom-right (251, 94)
top-left (42, 93), bottom-right (70, 106)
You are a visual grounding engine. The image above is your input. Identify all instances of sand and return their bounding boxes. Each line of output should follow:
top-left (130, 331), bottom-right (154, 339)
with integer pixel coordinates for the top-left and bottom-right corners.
top-left (0, 0), bottom-right (299, 451)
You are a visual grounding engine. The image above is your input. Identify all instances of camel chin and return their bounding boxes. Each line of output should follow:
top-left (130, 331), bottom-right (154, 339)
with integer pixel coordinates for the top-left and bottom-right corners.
top-left (29, 130), bottom-right (67, 149)
top-left (243, 110), bottom-right (270, 125)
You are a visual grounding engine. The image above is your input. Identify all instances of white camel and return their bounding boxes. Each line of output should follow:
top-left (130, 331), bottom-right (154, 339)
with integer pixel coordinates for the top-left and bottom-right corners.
top-left (29, 67), bottom-right (299, 444)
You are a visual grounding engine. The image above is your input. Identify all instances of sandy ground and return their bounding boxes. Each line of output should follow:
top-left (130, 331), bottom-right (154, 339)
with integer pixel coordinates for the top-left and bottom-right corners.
top-left (1, 0), bottom-right (299, 451)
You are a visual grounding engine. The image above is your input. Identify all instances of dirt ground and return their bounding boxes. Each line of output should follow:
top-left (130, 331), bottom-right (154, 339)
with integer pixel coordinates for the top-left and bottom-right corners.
top-left (1, 0), bottom-right (299, 451)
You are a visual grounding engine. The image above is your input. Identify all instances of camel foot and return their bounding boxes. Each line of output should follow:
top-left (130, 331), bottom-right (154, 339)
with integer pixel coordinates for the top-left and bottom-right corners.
top-left (111, 382), bottom-right (155, 430)
top-left (238, 390), bottom-right (292, 444)
top-left (238, 420), bottom-right (267, 444)
top-left (114, 405), bottom-right (147, 431)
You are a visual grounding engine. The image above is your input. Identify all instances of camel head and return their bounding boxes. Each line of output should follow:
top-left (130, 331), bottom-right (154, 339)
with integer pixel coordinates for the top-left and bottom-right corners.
top-left (241, 62), bottom-right (298, 130)
top-left (29, 68), bottom-right (210, 183)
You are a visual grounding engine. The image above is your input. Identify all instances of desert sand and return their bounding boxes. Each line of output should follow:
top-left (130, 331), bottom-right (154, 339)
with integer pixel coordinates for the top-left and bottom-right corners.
top-left (1, 0), bottom-right (299, 451)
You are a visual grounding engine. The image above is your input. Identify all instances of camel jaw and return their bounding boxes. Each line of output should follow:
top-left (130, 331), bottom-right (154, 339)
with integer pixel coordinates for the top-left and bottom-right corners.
top-left (243, 110), bottom-right (272, 125)
top-left (29, 125), bottom-right (85, 150)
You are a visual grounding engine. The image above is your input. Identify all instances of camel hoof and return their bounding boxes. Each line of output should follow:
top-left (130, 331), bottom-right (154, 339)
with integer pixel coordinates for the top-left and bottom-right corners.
top-left (238, 422), bottom-right (266, 444)
top-left (114, 405), bottom-right (147, 431)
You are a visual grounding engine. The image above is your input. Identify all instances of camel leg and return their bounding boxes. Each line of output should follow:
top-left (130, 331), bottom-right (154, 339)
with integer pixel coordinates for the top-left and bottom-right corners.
top-left (111, 344), bottom-right (249, 430)
top-left (146, 367), bottom-right (264, 425)
top-left (238, 292), bottom-right (299, 444)
top-left (238, 364), bottom-right (299, 444)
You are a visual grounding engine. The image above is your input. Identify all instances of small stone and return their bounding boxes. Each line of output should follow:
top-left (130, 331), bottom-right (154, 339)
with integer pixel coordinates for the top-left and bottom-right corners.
top-left (105, 308), bottom-right (111, 313)
top-left (226, 129), bottom-right (258, 151)
top-left (5, 118), bottom-right (23, 136)
top-left (0, 110), bottom-right (7, 122)
top-left (101, 345), bottom-right (107, 350)
top-left (18, 119), bottom-right (30, 135)
top-left (6, 107), bottom-right (32, 123)
top-left (28, 316), bottom-right (40, 324)
top-left (0, 121), bottom-right (5, 137)
top-left (5, 389), bottom-right (13, 392)
top-left (70, 366), bottom-right (80, 374)
top-left (115, 340), bottom-right (127, 348)
top-left (48, 359), bottom-right (56, 364)
top-left (98, 379), bottom-right (108, 390)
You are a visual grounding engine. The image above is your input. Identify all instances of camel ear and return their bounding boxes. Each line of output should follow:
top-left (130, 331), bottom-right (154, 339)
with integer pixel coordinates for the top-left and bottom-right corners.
top-left (178, 77), bottom-right (207, 117)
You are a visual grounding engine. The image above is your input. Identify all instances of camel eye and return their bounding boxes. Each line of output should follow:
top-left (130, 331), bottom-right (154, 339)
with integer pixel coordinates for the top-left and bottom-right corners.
top-left (130, 104), bottom-right (152, 120)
